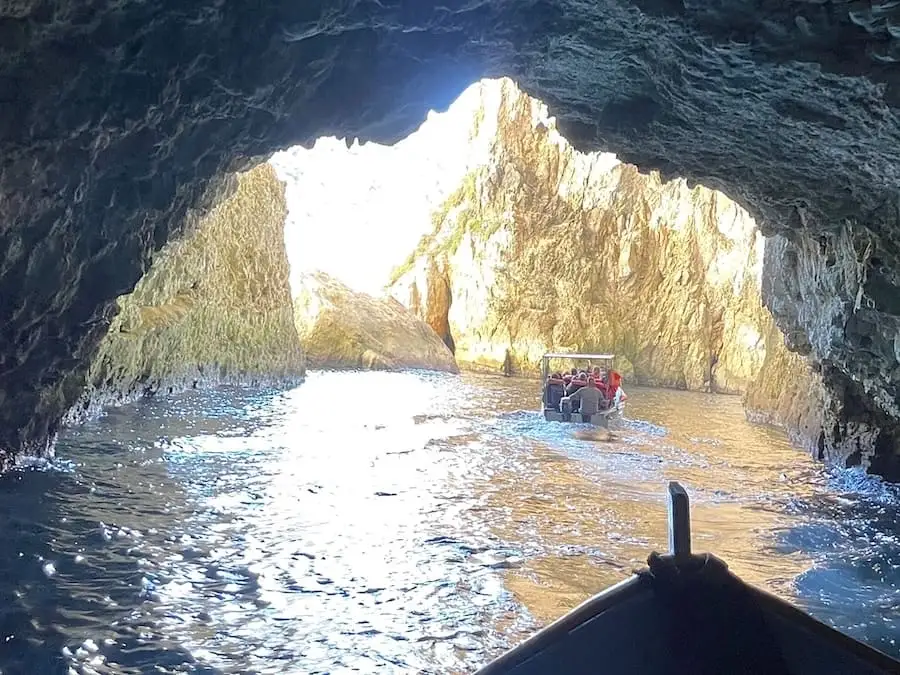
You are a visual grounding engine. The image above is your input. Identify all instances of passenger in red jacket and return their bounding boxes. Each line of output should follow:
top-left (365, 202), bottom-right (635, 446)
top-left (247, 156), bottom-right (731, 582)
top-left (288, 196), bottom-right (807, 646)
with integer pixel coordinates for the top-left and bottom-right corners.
top-left (608, 370), bottom-right (622, 398)
top-left (590, 366), bottom-right (610, 403)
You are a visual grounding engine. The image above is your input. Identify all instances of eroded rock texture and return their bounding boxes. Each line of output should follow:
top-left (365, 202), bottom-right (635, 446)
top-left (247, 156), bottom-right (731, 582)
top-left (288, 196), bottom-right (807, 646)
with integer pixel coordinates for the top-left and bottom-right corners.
top-left (65, 164), bottom-right (305, 423)
top-left (759, 233), bottom-right (900, 478)
top-left (2, 1), bottom-right (900, 475)
top-left (294, 271), bottom-right (458, 373)
top-left (389, 80), bottom-right (769, 393)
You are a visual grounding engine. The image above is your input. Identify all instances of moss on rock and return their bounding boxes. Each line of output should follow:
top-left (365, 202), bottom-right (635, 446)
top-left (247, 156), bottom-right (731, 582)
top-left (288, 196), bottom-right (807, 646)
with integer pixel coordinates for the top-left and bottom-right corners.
top-left (68, 164), bottom-right (305, 418)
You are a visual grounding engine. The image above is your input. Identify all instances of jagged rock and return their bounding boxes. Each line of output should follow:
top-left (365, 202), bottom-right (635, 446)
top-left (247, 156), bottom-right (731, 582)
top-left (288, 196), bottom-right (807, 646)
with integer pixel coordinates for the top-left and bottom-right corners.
top-left (64, 164), bottom-right (305, 424)
top-left (2, 1), bottom-right (900, 476)
top-left (745, 321), bottom-right (900, 479)
top-left (389, 80), bottom-right (769, 394)
top-left (293, 271), bottom-right (458, 372)
top-left (759, 234), bottom-right (900, 478)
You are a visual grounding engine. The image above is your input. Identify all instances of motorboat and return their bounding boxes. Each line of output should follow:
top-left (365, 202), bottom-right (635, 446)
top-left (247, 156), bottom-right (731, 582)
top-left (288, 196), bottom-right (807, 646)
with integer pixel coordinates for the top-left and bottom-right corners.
top-left (476, 482), bottom-right (900, 675)
top-left (540, 352), bottom-right (626, 427)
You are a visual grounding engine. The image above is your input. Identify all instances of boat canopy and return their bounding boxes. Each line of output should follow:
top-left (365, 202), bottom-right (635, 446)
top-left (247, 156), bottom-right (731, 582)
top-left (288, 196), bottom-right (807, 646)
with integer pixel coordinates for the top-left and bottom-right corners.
top-left (540, 353), bottom-right (617, 382)
top-left (541, 353), bottom-right (616, 361)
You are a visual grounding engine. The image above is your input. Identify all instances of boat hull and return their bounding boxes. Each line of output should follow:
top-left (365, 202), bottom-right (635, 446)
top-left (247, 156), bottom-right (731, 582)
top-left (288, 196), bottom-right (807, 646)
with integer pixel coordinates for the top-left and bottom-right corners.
top-left (476, 558), bottom-right (899, 675)
top-left (543, 401), bottom-right (625, 426)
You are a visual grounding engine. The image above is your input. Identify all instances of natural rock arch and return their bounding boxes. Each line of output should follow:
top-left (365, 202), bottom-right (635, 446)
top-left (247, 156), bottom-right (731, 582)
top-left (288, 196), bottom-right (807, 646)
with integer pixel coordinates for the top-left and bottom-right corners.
top-left (2, 1), bottom-right (900, 472)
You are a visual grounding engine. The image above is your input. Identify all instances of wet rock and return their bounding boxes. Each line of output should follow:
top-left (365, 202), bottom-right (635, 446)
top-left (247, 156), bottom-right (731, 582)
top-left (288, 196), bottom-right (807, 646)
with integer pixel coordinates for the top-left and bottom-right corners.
top-left (64, 164), bottom-right (305, 422)
top-left (294, 271), bottom-right (458, 372)
top-left (746, 308), bottom-right (900, 481)
top-left (388, 80), bottom-right (768, 393)
top-left (1, 1), bottom-right (900, 476)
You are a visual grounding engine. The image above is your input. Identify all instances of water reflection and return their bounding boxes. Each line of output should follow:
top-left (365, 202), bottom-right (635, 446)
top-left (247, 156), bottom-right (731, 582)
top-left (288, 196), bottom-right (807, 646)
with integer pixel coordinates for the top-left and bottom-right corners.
top-left (0, 371), bottom-right (897, 674)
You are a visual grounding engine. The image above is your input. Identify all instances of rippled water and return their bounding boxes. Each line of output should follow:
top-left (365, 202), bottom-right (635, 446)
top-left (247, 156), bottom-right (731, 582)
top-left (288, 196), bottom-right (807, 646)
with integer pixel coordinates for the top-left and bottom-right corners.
top-left (2, 371), bottom-right (899, 674)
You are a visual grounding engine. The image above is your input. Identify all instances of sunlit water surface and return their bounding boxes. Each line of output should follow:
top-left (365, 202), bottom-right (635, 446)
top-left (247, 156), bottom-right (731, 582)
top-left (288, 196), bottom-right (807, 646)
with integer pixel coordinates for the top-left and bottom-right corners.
top-left (1, 371), bottom-right (899, 674)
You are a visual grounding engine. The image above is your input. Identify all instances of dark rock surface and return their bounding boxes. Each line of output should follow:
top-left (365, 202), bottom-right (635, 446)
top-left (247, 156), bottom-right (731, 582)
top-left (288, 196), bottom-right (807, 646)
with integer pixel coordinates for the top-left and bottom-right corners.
top-left (2, 1), bottom-right (900, 474)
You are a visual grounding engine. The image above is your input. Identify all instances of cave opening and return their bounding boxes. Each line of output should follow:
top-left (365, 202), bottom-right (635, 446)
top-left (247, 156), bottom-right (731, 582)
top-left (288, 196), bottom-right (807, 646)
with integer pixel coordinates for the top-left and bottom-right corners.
top-left (270, 76), bottom-right (776, 398)
top-left (3, 5), bottom-right (900, 672)
top-left (0, 0), bottom-right (897, 491)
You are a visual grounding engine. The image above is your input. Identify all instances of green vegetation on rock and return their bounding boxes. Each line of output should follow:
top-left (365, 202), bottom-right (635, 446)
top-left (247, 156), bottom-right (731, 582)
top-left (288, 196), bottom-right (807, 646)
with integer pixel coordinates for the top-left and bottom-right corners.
top-left (70, 164), bottom-right (305, 416)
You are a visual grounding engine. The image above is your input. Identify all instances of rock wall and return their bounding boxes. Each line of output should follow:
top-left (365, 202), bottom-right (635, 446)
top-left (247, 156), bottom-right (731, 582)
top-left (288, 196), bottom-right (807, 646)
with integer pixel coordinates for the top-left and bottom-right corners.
top-left (389, 80), bottom-right (769, 394)
top-left (3, 1), bottom-right (900, 476)
top-left (294, 271), bottom-right (458, 372)
top-left (759, 232), bottom-right (900, 479)
top-left (744, 320), bottom-right (827, 454)
top-left (66, 164), bottom-right (305, 421)
top-left (744, 316), bottom-right (900, 480)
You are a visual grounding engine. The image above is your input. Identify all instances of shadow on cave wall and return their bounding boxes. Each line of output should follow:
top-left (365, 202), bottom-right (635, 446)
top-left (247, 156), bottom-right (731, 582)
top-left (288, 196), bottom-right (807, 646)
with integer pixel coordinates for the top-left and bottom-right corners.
top-left (425, 258), bottom-right (456, 355)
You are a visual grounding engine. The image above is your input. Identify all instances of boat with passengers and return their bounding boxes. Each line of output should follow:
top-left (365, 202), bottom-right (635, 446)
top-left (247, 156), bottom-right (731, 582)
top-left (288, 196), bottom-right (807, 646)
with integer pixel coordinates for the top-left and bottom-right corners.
top-left (540, 352), bottom-right (627, 427)
top-left (476, 482), bottom-right (900, 675)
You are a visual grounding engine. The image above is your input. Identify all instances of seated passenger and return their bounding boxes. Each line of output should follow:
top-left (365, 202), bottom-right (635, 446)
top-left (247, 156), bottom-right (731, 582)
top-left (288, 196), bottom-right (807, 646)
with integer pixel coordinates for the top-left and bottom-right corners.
top-left (591, 367), bottom-right (610, 396)
top-left (564, 377), bottom-right (605, 416)
top-left (544, 372), bottom-right (566, 410)
top-left (566, 373), bottom-right (586, 396)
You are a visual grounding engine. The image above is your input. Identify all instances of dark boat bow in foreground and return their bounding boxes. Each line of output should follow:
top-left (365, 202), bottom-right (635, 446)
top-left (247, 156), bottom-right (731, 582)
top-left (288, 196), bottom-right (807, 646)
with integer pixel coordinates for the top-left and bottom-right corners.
top-left (477, 483), bottom-right (900, 675)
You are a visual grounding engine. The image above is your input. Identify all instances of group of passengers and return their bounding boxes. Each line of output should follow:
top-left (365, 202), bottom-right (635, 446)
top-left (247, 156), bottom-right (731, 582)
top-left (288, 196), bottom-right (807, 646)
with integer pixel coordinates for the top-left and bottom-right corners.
top-left (543, 366), bottom-right (623, 416)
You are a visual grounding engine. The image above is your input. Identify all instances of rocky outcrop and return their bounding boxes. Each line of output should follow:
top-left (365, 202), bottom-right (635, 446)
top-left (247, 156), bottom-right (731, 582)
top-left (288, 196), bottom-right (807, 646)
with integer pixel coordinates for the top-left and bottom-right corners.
top-left (3, 2), bottom-right (900, 476)
top-left (745, 319), bottom-right (900, 479)
top-left (389, 80), bottom-right (769, 393)
top-left (759, 233), bottom-right (900, 478)
top-left (293, 271), bottom-right (458, 372)
top-left (65, 165), bottom-right (305, 422)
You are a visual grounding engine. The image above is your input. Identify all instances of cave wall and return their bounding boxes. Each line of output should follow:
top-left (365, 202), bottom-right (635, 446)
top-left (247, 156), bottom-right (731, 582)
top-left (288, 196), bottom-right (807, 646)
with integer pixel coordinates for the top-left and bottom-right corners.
top-left (3, 1), bottom-right (900, 474)
top-left (744, 319), bottom-right (827, 455)
top-left (65, 164), bottom-right (305, 422)
top-left (389, 80), bottom-right (770, 393)
top-left (761, 232), bottom-right (900, 478)
top-left (293, 271), bottom-right (458, 372)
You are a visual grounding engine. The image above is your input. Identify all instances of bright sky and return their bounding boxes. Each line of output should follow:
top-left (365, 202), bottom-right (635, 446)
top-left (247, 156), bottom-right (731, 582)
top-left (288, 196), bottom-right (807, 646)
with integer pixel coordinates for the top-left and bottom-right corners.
top-left (271, 81), bottom-right (493, 297)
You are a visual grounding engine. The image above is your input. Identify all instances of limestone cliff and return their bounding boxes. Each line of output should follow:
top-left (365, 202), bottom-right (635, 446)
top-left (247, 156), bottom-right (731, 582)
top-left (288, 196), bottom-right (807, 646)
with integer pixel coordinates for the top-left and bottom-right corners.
top-left (744, 317), bottom-right (900, 479)
top-left (66, 164), bottom-right (305, 420)
top-left (389, 80), bottom-right (768, 394)
top-left (294, 272), bottom-right (458, 372)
